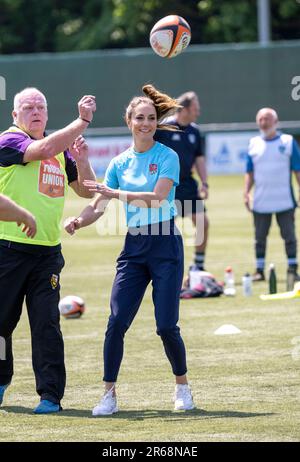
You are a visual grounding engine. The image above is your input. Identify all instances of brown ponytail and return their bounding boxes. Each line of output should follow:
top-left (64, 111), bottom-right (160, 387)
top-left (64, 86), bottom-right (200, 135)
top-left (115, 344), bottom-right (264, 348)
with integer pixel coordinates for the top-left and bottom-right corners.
top-left (125, 84), bottom-right (181, 130)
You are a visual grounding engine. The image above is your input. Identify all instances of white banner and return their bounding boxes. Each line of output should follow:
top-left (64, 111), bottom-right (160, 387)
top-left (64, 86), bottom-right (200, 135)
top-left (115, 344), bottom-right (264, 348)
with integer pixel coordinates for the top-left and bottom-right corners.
top-left (87, 132), bottom-right (257, 178)
top-left (206, 132), bottom-right (255, 174)
top-left (87, 136), bottom-right (132, 177)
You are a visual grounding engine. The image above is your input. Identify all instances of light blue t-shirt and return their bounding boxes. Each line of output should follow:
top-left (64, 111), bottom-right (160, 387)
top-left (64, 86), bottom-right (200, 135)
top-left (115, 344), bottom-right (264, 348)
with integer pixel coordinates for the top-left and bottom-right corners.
top-left (104, 141), bottom-right (179, 227)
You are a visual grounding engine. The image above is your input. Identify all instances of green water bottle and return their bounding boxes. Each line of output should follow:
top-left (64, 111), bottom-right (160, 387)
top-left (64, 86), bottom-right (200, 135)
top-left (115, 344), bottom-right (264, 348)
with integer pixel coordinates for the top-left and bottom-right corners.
top-left (269, 263), bottom-right (277, 294)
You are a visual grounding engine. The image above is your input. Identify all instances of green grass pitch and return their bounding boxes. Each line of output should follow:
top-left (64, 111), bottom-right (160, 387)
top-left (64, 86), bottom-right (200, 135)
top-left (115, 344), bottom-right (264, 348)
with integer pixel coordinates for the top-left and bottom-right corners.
top-left (1, 175), bottom-right (300, 442)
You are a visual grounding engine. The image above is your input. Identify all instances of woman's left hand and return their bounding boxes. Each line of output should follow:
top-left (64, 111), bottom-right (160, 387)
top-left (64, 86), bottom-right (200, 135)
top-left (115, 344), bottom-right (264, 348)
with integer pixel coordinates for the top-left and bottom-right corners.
top-left (83, 180), bottom-right (117, 198)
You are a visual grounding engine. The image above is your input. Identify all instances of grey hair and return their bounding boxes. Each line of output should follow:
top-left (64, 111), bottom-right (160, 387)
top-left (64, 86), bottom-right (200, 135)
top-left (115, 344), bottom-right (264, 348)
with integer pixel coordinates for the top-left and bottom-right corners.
top-left (13, 87), bottom-right (47, 112)
top-left (256, 107), bottom-right (278, 122)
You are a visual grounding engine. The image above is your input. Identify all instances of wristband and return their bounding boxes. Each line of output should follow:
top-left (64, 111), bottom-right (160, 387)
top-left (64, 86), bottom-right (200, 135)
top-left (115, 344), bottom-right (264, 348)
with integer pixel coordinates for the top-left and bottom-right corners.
top-left (79, 116), bottom-right (91, 124)
top-left (202, 182), bottom-right (209, 188)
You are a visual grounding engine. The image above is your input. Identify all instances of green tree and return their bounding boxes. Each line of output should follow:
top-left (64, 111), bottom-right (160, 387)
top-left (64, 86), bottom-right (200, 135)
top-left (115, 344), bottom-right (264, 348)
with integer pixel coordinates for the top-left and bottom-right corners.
top-left (0, 0), bottom-right (299, 54)
top-left (197, 0), bottom-right (257, 43)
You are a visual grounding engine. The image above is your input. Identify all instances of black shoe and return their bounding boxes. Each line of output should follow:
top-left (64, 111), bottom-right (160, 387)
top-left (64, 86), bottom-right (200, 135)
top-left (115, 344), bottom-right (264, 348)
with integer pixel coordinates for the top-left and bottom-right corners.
top-left (252, 269), bottom-right (265, 282)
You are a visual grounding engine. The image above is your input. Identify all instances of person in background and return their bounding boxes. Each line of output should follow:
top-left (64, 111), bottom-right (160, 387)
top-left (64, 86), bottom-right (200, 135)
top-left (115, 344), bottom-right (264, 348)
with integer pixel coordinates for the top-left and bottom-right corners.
top-left (244, 107), bottom-right (300, 281)
top-left (154, 91), bottom-right (209, 279)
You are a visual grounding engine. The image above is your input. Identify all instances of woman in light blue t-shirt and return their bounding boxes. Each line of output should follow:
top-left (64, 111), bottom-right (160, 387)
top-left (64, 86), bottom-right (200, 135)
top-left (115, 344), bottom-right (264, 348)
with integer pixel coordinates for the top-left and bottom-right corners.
top-left (64, 85), bottom-right (195, 415)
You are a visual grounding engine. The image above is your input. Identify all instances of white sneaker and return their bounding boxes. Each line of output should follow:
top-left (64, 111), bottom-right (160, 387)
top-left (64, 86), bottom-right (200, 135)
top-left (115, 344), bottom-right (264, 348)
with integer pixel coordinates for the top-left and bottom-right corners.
top-left (173, 384), bottom-right (195, 411)
top-left (92, 387), bottom-right (118, 416)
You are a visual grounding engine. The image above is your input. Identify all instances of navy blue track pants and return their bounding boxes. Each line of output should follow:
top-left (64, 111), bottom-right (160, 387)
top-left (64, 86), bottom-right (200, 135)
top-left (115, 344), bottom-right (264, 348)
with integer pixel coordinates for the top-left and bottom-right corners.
top-left (103, 219), bottom-right (187, 382)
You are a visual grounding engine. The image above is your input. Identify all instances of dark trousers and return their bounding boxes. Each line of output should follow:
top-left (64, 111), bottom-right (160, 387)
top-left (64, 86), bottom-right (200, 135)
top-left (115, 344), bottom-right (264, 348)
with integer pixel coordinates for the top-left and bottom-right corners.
top-left (253, 209), bottom-right (297, 265)
top-left (103, 220), bottom-right (187, 382)
top-left (0, 246), bottom-right (65, 404)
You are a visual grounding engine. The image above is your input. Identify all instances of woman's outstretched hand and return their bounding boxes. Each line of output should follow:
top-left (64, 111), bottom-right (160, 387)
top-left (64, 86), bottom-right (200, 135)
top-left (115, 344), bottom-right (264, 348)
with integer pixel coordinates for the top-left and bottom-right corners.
top-left (83, 181), bottom-right (117, 198)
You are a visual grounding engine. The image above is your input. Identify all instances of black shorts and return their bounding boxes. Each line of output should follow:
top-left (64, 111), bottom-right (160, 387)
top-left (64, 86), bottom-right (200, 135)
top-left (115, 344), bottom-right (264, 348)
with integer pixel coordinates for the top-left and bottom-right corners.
top-left (175, 177), bottom-right (206, 217)
top-left (175, 197), bottom-right (205, 217)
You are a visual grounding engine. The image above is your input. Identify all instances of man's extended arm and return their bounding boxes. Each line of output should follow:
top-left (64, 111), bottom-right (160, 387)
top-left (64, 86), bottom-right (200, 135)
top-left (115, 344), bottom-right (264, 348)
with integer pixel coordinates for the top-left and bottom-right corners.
top-left (194, 156), bottom-right (208, 199)
top-left (23, 95), bottom-right (96, 162)
top-left (0, 194), bottom-right (36, 238)
top-left (244, 172), bottom-right (254, 212)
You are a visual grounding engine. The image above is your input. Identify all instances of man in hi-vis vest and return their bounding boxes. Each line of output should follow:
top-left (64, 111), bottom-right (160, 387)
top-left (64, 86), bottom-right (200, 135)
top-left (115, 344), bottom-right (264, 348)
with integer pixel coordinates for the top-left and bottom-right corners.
top-left (0, 87), bottom-right (96, 413)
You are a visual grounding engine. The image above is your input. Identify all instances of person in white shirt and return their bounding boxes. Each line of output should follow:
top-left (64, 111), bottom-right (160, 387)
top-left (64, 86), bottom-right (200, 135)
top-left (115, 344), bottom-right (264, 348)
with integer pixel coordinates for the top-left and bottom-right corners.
top-left (244, 107), bottom-right (300, 281)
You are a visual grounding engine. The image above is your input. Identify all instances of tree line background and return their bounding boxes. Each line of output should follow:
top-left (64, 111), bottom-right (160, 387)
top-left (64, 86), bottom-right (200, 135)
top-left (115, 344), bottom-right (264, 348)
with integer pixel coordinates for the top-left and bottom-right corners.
top-left (0, 0), bottom-right (300, 54)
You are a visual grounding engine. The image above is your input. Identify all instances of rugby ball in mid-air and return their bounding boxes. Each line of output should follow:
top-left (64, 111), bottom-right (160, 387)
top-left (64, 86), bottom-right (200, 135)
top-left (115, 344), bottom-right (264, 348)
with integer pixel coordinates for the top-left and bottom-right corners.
top-left (150, 15), bottom-right (191, 58)
top-left (59, 295), bottom-right (85, 319)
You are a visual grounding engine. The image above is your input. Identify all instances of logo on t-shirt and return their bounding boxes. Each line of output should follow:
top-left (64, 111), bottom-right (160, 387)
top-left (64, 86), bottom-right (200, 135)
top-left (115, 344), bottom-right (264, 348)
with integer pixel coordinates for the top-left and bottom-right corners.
top-left (149, 163), bottom-right (158, 175)
top-left (278, 144), bottom-right (286, 154)
top-left (188, 134), bottom-right (196, 144)
top-left (39, 158), bottom-right (65, 198)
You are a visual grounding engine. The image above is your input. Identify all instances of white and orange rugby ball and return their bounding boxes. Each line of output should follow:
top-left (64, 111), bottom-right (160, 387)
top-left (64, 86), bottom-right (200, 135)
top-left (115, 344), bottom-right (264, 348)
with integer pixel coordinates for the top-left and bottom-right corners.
top-left (150, 15), bottom-right (191, 58)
